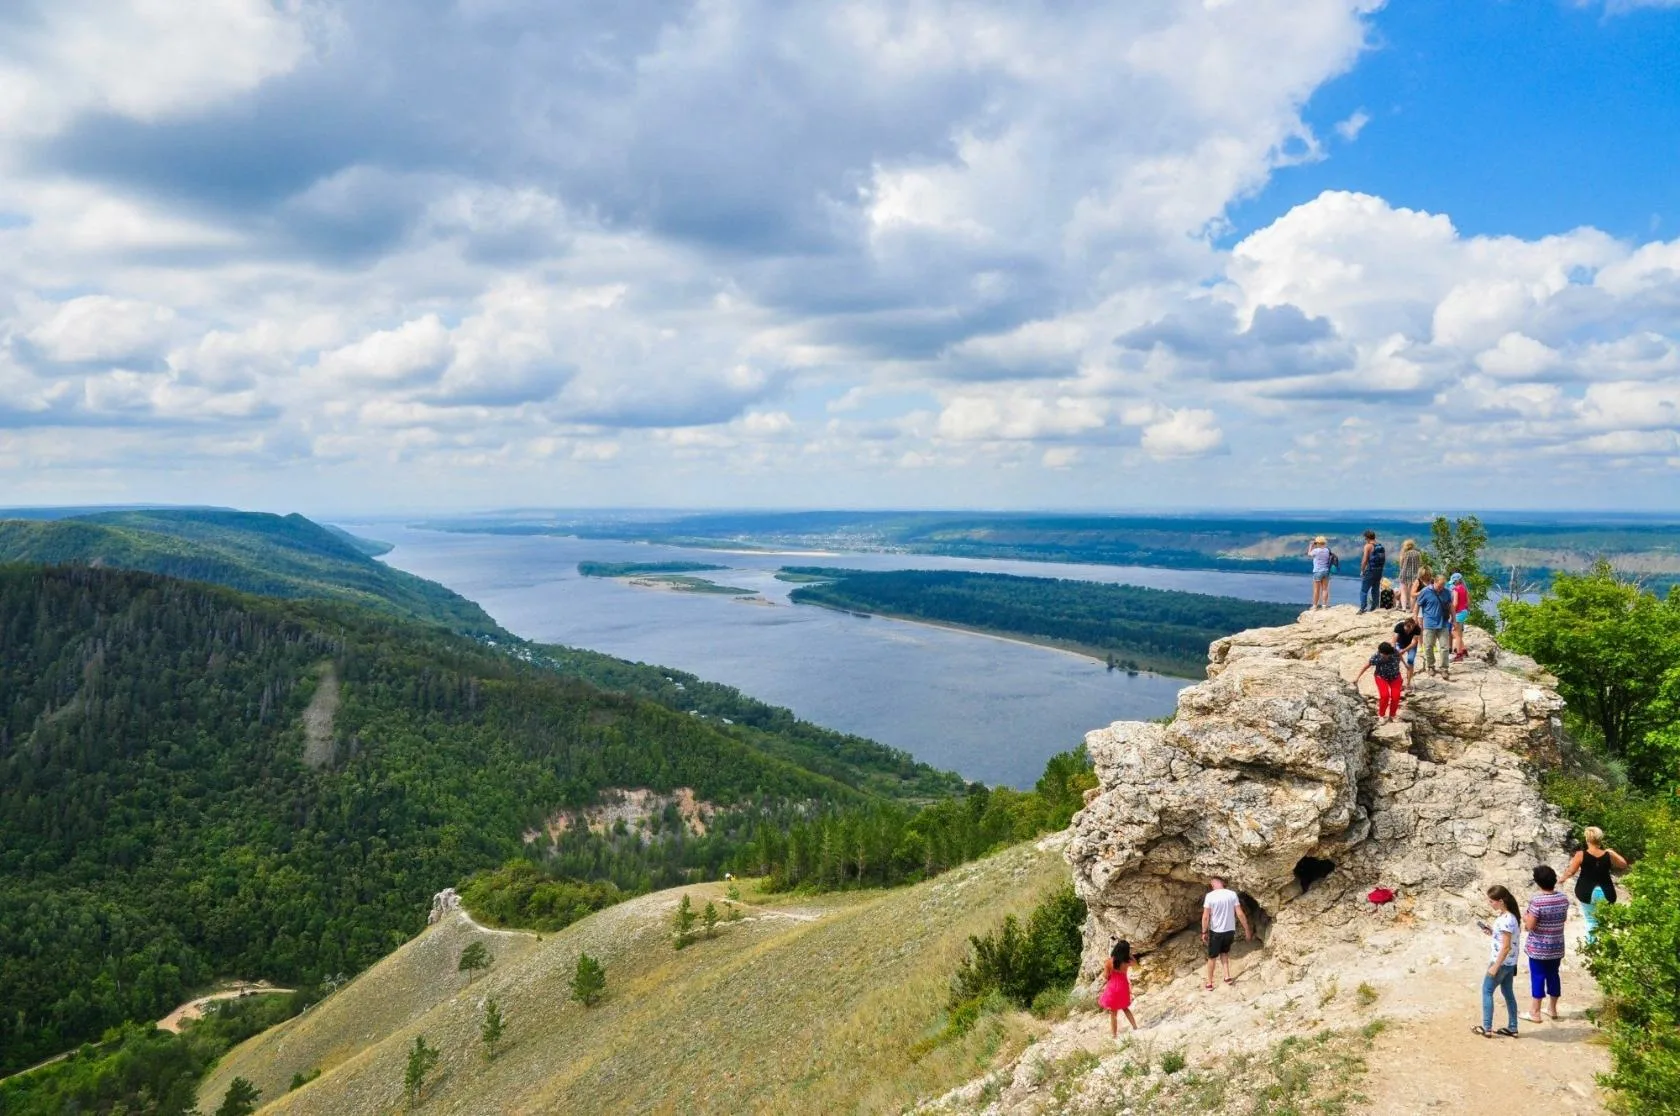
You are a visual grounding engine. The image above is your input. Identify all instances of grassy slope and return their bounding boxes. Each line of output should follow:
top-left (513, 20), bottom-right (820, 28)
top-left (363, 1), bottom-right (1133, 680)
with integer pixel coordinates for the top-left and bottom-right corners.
top-left (202, 841), bottom-right (1067, 1116)
top-left (0, 509), bottom-right (496, 634)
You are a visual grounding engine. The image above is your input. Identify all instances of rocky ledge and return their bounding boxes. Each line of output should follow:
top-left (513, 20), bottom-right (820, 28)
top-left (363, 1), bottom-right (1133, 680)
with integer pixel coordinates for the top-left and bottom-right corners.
top-left (1067, 605), bottom-right (1570, 985)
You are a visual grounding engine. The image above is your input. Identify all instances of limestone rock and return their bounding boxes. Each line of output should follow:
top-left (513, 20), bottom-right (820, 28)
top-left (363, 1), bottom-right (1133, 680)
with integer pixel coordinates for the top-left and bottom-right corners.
top-left (427, 887), bottom-right (461, 925)
top-left (1068, 605), bottom-right (1569, 980)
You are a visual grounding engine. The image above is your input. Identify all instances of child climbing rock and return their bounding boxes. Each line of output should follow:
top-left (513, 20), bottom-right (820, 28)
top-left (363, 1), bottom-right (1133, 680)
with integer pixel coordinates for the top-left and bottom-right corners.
top-left (1354, 641), bottom-right (1405, 722)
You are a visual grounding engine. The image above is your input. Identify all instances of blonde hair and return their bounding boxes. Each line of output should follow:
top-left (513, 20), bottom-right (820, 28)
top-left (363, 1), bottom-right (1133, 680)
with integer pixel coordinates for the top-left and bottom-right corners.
top-left (1313, 535), bottom-right (1327, 545)
top-left (1584, 826), bottom-right (1605, 845)
top-left (1401, 539), bottom-right (1416, 552)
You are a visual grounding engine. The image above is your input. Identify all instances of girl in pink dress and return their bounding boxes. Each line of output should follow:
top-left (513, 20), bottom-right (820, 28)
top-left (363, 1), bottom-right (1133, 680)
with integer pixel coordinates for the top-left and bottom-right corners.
top-left (1098, 940), bottom-right (1137, 1035)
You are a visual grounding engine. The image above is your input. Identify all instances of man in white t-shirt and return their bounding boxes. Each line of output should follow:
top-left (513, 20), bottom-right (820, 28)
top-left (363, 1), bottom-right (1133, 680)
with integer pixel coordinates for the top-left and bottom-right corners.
top-left (1201, 877), bottom-right (1253, 990)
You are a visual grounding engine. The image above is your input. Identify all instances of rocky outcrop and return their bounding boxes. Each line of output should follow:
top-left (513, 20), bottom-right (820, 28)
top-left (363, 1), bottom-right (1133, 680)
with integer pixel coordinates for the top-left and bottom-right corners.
top-left (1067, 606), bottom-right (1569, 982)
top-left (427, 888), bottom-right (462, 925)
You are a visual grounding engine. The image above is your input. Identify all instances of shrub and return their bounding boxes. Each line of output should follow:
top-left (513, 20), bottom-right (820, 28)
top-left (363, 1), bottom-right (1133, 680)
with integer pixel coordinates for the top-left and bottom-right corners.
top-left (1587, 814), bottom-right (1680, 1114)
top-left (950, 884), bottom-right (1086, 1013)
top-left (1542, 773), bottom-right (1673, 860)
top-left (1160, 1050), bottom-right (1187, 1075)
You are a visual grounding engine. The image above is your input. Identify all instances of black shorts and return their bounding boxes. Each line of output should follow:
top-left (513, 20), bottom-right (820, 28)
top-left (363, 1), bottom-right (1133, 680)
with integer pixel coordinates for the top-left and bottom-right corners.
top-left (1206, 929), bottom-right (1236, 958)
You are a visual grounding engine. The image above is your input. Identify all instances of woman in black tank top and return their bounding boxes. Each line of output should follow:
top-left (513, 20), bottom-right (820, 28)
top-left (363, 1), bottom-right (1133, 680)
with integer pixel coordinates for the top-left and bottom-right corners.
top-left (1560, 826), bottom-right (1628, 903)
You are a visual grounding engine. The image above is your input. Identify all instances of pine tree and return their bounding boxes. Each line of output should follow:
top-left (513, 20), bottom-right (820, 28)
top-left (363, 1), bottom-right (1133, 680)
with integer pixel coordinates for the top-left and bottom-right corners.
top-left (404, 1035), bottom-right (439, 1107)
top-left (702, 900), bottom-right (720, 938)
top-left (215, 1077), bottom-right (262, 1116)
top-left (480, 997), bottom-right (505, 1060)
top-left (458, 941), bottom-right (491, 985)
top-left (673, 894), bottom-right (696, 946)
top-left (570, 952), bottom-right (606, 1007)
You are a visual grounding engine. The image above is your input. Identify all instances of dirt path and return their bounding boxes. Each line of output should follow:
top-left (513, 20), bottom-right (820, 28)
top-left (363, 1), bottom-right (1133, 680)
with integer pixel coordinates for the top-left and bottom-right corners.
top-left (1366, 1005), bottom-right (1608, 1114)
top-left (157, 984), bottom-right (295, 1033)
top-left (453, 908), bottom-right (539, 938)
top-left (300, 663), bottom-right (339, 768)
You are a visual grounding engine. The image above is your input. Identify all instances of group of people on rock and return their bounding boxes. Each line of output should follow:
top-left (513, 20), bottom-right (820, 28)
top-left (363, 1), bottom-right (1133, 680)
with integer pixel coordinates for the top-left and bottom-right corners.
top-left (1474, 828), bottom-right (1629, 1038)
top-left (1309, 529), bottom-right (1473, 722)
top-left (1092, 837), bottom-right (1629, 1046)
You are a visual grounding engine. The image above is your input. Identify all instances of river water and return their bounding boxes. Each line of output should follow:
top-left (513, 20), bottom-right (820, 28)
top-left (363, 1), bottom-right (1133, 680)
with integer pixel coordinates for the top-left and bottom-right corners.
top-left (357, 526), bottom-right (1327, 787)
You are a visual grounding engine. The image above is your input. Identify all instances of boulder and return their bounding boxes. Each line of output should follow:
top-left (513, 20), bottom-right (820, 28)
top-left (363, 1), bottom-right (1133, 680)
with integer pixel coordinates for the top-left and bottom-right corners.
top-left (1068, 606), bottom-right (1569, 979)
top-left (428, 887), bottom-right (462, 925)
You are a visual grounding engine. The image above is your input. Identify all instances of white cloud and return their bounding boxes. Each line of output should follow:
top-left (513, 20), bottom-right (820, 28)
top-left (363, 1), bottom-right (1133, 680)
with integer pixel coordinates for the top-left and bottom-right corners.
top-left (1334, 109), bottom-right (1370, 142)
top-left (24, 295), bottom-right (176, 365)
top-left (0, 0), bottom-right (311, 137)
top-left (315, 316), bottom-right (455, 385)
top-left (1140, 408), bottom-right (1224, 458)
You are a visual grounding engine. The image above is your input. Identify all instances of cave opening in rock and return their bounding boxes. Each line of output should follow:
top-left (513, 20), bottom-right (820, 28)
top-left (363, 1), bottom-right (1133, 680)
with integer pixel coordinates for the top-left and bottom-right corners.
top-left (1293, 856), bottom-right (1336, 893)
top-left (1237, 891), bottom-right (1273, 942)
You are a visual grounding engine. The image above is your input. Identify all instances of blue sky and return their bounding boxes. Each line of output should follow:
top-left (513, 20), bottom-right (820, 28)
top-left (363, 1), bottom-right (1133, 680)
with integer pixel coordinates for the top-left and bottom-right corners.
top-left (1233, 0), bottom-right (1680, 244)
top-left (0, 1), bottom-right (1677, 514)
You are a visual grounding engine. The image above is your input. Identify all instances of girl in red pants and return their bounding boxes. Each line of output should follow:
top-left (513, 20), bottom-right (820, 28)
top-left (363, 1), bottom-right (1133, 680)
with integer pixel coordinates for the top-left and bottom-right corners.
top-left (1355, 641), bottom-right (1405, 722)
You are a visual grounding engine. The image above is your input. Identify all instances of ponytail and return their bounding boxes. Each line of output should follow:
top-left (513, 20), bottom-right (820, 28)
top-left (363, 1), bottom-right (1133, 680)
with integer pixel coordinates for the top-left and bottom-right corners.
top-left (1487, 885), bottom-right (1519, 919)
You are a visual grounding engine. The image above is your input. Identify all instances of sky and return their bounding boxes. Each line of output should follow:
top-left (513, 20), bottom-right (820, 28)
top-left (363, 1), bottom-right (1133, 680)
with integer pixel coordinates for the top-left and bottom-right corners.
top-left (2, 0), bottom-right (1679, 514)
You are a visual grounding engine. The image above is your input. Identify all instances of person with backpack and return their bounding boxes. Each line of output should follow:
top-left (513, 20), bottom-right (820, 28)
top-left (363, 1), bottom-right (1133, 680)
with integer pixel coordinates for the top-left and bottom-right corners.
top-left (1306, 536), bottom-right (1333, 609)
top-left (1358, 530), bottom-right (1386, 614)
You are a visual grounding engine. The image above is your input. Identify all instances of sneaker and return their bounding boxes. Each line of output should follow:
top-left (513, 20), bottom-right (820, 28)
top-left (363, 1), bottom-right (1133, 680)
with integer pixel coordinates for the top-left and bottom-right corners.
top-left (1357, 608), bottom-right (1367, 615)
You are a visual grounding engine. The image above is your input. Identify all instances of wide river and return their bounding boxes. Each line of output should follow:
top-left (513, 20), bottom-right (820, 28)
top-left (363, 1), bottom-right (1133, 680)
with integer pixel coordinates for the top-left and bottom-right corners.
top-left (357, 526), bottom-right (1327, 787)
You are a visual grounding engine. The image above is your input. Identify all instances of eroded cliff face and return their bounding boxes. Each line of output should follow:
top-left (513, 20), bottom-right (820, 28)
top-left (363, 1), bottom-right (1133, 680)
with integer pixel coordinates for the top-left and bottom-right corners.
top-left (1067, 606), bottom-right (1570, 983)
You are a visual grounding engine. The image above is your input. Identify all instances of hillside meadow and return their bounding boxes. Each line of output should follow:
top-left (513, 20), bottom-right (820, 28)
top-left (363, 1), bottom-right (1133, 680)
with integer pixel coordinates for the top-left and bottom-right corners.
top-left (202, 840), bottom-right (1070, 1115)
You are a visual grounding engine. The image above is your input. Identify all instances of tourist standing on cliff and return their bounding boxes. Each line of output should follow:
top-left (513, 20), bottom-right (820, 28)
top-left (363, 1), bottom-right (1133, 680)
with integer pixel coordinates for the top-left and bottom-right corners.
top-left (1201, 878), bottom-right (1252, 990)
top-left (1558, 827), bottom-right (1629, 943)
top-left (1449, 572), bottom-right (1472, 661)
top-left (1307, 537), bottom-right (1333, 609)
top-left (1358, 530), bottom-right (1386, 614)
top-left (1397, 540), bottom-right (1422, 611)
top-left (1415, 575), bottom-right (1454, 678)
top-left (1523, 865), bottom-right (1570, 1023)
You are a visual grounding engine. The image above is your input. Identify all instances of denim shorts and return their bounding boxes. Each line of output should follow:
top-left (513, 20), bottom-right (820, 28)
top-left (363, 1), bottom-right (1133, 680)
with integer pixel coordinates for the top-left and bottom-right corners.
top-left (1313, 571), bottom-right (1331, 582)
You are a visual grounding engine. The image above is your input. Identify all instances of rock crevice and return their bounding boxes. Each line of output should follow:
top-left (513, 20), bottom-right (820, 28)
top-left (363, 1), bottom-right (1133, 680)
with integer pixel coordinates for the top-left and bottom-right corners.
top-left (1067, 606), bottom-right (1568, 981)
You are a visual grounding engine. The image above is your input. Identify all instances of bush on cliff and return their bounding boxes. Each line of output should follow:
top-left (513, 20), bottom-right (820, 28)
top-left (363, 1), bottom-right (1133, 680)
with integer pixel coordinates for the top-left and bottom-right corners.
top-left (1587, 807), bottom-right (1680, 1115)
top-left (949, 884), bottom-right (1087, 1016)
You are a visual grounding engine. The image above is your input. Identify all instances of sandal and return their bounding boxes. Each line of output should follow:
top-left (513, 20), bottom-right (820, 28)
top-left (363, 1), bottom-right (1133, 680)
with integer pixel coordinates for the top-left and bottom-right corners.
top-left (1223, 978), bottom-right (1236, 985)
top-left (1495, 1027), bottom-right (1519, 1038)
top-left (1471, 1026), bottom-right (1493, 1037)
top-left (1204, 982), bottom-right (1214, 991)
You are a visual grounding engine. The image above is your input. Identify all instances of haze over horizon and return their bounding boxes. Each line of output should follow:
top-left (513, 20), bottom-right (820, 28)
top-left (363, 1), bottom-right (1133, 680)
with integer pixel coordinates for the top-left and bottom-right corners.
top-left (4, 1), bottom-right (1680, 513)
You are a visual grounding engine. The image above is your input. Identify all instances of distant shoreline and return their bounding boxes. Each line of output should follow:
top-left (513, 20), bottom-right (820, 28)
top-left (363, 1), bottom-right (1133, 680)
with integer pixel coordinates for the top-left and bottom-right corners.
top-left (788, 599), bottom-right (1197, 679)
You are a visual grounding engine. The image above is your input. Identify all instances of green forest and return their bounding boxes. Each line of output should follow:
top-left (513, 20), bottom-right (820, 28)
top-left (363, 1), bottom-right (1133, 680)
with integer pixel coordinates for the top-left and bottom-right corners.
top-left (785, 568), bottom-right (1298, 676)
top-left (0, 564), bottom-right (950, 1076)
top-left (0, 509), bottom-right (498, 635)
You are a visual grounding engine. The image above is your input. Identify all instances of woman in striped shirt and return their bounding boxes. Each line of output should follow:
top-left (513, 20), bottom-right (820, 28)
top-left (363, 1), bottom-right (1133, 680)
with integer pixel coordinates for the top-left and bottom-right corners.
top-left (1523, 864), bottom-right (1571, 1023)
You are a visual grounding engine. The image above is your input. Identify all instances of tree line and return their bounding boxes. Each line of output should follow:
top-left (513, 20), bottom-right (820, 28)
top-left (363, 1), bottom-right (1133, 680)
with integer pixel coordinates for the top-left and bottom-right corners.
top-left (787, 569), bottom-right (1299, 676)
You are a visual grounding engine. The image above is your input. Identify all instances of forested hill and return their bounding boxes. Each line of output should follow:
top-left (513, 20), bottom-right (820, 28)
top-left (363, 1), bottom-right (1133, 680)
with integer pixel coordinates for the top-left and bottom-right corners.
top-left (0, 566), bottom-right (931, 1074)
top-left (0, 508), bottom-right (496, 635)
top-left (788, 568), bottom-right (1300, 677)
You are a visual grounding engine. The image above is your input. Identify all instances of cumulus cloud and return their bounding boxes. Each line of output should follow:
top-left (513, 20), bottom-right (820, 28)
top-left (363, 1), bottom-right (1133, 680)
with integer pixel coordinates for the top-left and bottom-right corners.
top-left (0, 1), bottom-right (1674, 507)
top-left (1139, 408), bottom-right (1225, 459)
